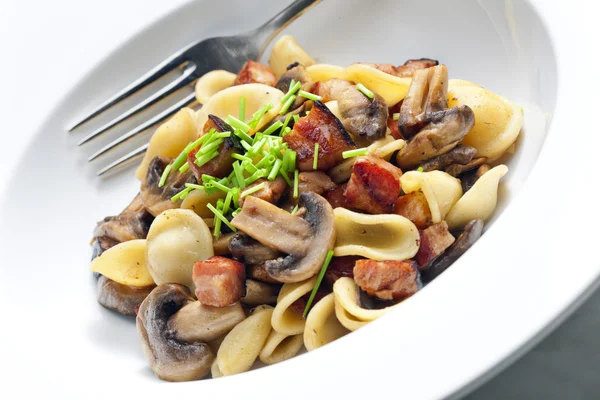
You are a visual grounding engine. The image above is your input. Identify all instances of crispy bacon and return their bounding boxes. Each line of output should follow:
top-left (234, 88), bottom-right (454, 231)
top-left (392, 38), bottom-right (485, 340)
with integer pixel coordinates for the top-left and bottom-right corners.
top-left (324, 256), bottom-right (362, 287)
top-left (395, 58), bottom-right (439, 78)
top-left (298, 171), bottom-right (337, 196)
top-left (238, 176), bottom-right (287, 207)
top-left (233, 60), bottom-right (276, 86)
top-left (324, 184), bottom-right (347, 209)
top-left (192, 256), bottom-right (246, 307)
top-left (353, 259), bottom-right (422, 300)
top-left (394, 191), bottom-right (433, 229)
top-left (415, 222), bottom-right (455, 269)
top-left (311, 79), bottom-right (353, 103)
top-left (387, 115), bottom-right (402, 140)
top-left (283, 101), bottom-right (355, 171)
top-left (344, 155), bottom-right (403, 214)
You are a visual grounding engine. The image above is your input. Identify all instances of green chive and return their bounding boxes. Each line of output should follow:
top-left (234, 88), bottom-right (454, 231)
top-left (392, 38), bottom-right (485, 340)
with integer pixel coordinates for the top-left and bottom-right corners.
top-left (282, 126), bottom-right (292, 136)
top-left (212, 180), bottom-right (232, 193)
top-left (232, 153), bottom-right (253, 163)
top-left (213, 215), bottom-right (222, 239)
top-left (313, 143), bottom-right (319, 170)
top-left (222, 191), bottom-right (233, 214)
top-left (279, 94), bottom-right (296, 115)
top-left (262, 120), bottom-right (283, 136)
top-left (183, 136), bottom-right (205, 153)
top-left (303, 250), bottom-right (335, 318)
top-left (170, 187), bottom-right (192, 202)
top-left (226, 115), bottom-right (251, 132)
top-left (280, 169), bottom-right (293, 186)
top-left (298, 90), bottom-right (322, 101)
top-left (158, 164), bottom-right (172, 188)
top-left (268, 159), bottom-right (282, 181)
top-left (185, 183), bottom-right (205, 190)
top-left (201, 174), bottom-right (216, 184)
top-left (194, 150), bottom-right (219, 167)
top-left (293, 169), bottom-right (299, 198)
top-left (233, 161), bottom-right (246, 189)
top-left (293, 114), bottom-right (300, 123)
top-left (291, 204), bottom-right (299, 215)
top-left (342, 147), bottom-right (369, 159)
top-left (281, 80), bottom-right (302, 104)
top-left (242, 160), bottom-right (258, 174)
top-left (290, 151), bottom-right (296, 168)
top-left (241, 140), bottom-right (252, 152)
top-left (392, 112), bottom-right (400, 121)
top-left (198, 138), bottom-right (223, 155)
top-left (234, 128), bottom-right (254, 144)
top-left (250, 137), bottom-right (268, 156)
top-left (172, 151), bottom-right (189, 171)
top-left (207, 203), bottom-right (237, 232)
top-left (231, 188), bottom-right (240, 209)
top-left (244, 169), bottom-right (267, 186)
top-left (178, 162), bottom-right (190, 173)
top-left (356, 83), bottom-right (374, 99)
top-left (417, 166), bottom-right (424, 172)
top-left (213, 131), bottom-right (231, 139)
top-left (241, 182), bottom-right (266, 198)
top-left (280, 113), bottom-right (293, 135)
top-left (239, 97), bottom-right (246, 121)
top-left (248, 104), bottom-right (274, 128)
top-left (231, 207), bottom-right (242, 218)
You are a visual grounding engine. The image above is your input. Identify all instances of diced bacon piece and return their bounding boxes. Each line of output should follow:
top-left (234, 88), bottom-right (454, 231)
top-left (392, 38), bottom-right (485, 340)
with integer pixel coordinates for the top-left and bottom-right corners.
top-left (394, 191), bottom-right (433, 229)
top-left (192, 256), bottom-right (246, 307)
top-left (238, 176), bottom-right (287, 207)
top-left (344, 155), bottom-right (403, 214)
top-left (289, 287), bottom-right (329, 315)
top-left (387, 115), bottom-right (402, 140)
top-left (283, 101), bottom-right (356, 171)
top-left (298, 171), bottom-right (337, 196)
top-left (324, 256), bottom-right (362, 287)
top-left (395, 58), bottom-right (439, 78)
top-left (415, 221), bottom-right (455, 269)
top-left (233, 60), bottom-right (276, 86)
top-left (353, 260), bottom-right (422, 300)
top-left (312, 79), bottom-right (353, 103)
top-left (324, 184), bottom-right (347, 209)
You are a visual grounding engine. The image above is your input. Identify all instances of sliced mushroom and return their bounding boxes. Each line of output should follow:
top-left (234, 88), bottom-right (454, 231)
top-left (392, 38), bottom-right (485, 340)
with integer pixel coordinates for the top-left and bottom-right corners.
top-left (241, 279), bottom-right (281, 305)
top-left (140, 156), bottom-right (196, 217)
top-left (419, 145), bottom-right (477, 172)
top-left (136, 283), bottom-right (215, 382)
top-left (91, 236), bottom-right (119, 261)
top-left (421, 219), bottom-right (484, 282)
top-left (167, 301), bottom-right (246, 342)
top-left (231, 192), bottom-right (336, 283)
top-left (460, 164), bottom-right (492, 192)
top-left (248, 264), bottom-right (281, 284)
top-left (338, 86), bottom-right (388, 142)
top-left (229, 234), bottom-right (283, 265)
top-left (296, 171), bottom-right (337, 200)
top-left (97, 275), bottom-right (155, 316)
top-left (445, 157), bottom-right (488, 177)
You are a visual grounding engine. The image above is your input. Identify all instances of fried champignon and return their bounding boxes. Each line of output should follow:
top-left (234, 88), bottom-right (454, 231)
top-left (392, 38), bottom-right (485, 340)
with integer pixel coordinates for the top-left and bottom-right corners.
top-left (238, 176), bottom-right (287, 207)
top-left (297, 171), bottom-right (337, 197)
top-left (461, 164), bottom-right (492, 192)
top-left (275, 64), bottom-right (314, 109)
top-left (415, 221), bottom-right (455, 269)
top-left (419, 145), bottom-right (477, 172)
top-left (248, 264), bottom-right (281, 284)
top-left (188, 115), bottom-right (242, 181)
top-left (136, 283), bottom-right (215, 381)
top-left (445, 157), bottom-right (488, 178)
top-left (231, 192), bottom-right (335, 283)
top-left (394, 191), bottom-right (433, 229)
top-left (241, 279), bottom-right (280, 305)
top-left (396, 65), bottom-right (475, 169)
top-left (283, 100), bottom-right (356, 171)
top-left (312, 78), bottom-right (353, 103)
top-left (395, 58), bottom-right (439, 78)
top-left (338, 86), bottom-right (389, 141)
top-left (421, 219), bottom-right (484, 282)
top-left (213, 232), bottom-right (236, 256)
top-left (233, 60), bottom-right (276, 86)
top-left (192, 256), bottom-right (246, 307)
top-left (91, 236), bottom-right (119, 261)
top-left (229, 234), bottom-right (283, 265)
top-left (353, 259), bottom-right (422, 300)
top-left (344, 155), bottom-right (403, 214)
top-left (140, 156), bottom-right (196, 217)
top-left (97, 275), bottom-right (155, 316)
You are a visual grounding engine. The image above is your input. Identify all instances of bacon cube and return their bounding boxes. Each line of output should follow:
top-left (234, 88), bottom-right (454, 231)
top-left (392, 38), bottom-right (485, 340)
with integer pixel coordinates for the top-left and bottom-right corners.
top-left (353, 260), bottom-right (422, 300)
top-left (394, 191), bottom-right (433, 229)
top-left (415, 222), bottom-right (455, 269)
top-left (233, 60), bottom-right (276, 86)
top-left (192, 256), bottom-right (246, 307)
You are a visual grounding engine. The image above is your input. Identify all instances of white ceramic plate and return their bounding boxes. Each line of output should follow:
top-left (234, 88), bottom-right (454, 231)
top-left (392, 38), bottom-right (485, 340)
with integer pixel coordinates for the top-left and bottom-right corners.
top-left (1, 0), bottom-right (599, 399)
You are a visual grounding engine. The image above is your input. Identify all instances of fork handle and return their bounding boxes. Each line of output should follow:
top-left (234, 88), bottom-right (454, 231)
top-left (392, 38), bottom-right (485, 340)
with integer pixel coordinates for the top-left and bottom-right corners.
top-left (252, 0), bottom-right (322, 53)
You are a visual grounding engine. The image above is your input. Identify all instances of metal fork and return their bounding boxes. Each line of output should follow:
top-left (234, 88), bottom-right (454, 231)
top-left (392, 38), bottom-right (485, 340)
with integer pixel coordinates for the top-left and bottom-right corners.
top-left (72, 0), bottom-right (321, 175)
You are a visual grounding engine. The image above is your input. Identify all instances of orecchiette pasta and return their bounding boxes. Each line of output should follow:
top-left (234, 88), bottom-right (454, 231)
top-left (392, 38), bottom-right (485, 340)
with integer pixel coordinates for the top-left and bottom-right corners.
top-left (194, 70), bottom-right (237, 104)
top-left (306, 63), bottom-right (345, 82)
top-left (216, 306), bottom-right (273, 376)
top-left (333, 277), bottom-right (397, 331)
top-left (445, 165), bottom-right (509, 230)
top-left (325, 100), bottom-right (342, 120)
top-left (181, 188), bottom-right (226, 218)
top-left (90, 239), bottom-right (153, 287)
top-left (333, 208), bottom-right (420, 261)
top-left (269, 34), bottom-right (315, 77)
top-left (146, 209), bottom-right (213, 290)
top-left (271, 277), bottom-right (317, 335)
top-left (259, 330), bottom-right (304, 365)
top-left (135, 108), bottom-right (198, 180)
top-left (343, 63), bottom-right (412, 106)
top-left (400, 170), bottom-right (463, 223)
top-left (304, 293), bottom-right (349, 351)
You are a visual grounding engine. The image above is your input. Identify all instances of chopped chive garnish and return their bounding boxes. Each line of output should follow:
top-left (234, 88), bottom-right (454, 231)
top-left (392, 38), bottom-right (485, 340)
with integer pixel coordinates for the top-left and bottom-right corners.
top-left (171, 187), bottom-right (192, 202)
top-left (232, 153), bottom-right (253, 163)
top-left (417, 166), bottom-right (424, 172)
top-left (242, 160), bottom-right (258, 174)
top-left (239, 97), bottom-right (246, 121)
top-left (241, 140), bottom-right (252, 151)
top-left (202, 174), bottom-right (216, 184)
top-left (290, 150), bottom-right (296, 168)
top-left (234, 128), bottom-right (254, 144)
top-left (232, 161), bottom-right (246, 189)
top-left (250, 137), bottom-right (267, 156)
top-left (178, 162), bottom-right (190, 173)
top-left (212, 180), bottom-right (232, 193)
top-left (268, 159), bottom-right (282, 181)
top-left (303, 250), bottom-right (335, 318)
top-left (213, 215), bottom-right (222, 239)
top-left (198, 138), bottom-right (223, 155)
top-left (313, 143), bottom-right (319, 170)
top-left (342, 147), bottom-right (369, 159)
top-left (158, 164), bottom-right (172, 188)
top-left (298, 90), bottom-right (322, 101)
top-left (279, 94), bottom-right (296, 115)
top-left (293, 114), bottom-right (300, 123)
top-left (231, 207), bottom-right (242, 218)
top-left (226, 115), bottom-right (251, 133)
top-left (213, 131), bottom-right (231, 139)
top-left (172, 151), bottom-right (189, 171)
top-left (281, 113), bottom-right (293, 135)
top-left (183, 136), bottom-right (205, 153)
top-left (241, 182), bottom-right (266, 198)
top-left (392, 112), bottom-right (400, 121)
top-left (222, 190), bottom-right (233, 214)
top-left (262, 120), bottom-right (283, 136)
top-left (244, 169), bottom-right (267, 186)
top-left (207, 203), bottom-right (237, 232)
top-left (280, 169), bottom-right (293, 186)
top-left (356, 83), bottom-right (374, 99)
top-left (305, 110), bottom-right (310, 116)
top-left (293, 169), bottom-right (299, 198)
top-left (282, 126), bottom-right (292, 136)
top-left (291, 204), bottom-right (299, 215)
top-left (194, 150), bottom-right (218, 167)
top-left (281, 80), bottom-right (302, 104)
top-left (248, 104), bottom-right (274, 128)
top-left (231, 188), bottom-right (240, 209)
top-left (185, 183), bottom-right (205, 190)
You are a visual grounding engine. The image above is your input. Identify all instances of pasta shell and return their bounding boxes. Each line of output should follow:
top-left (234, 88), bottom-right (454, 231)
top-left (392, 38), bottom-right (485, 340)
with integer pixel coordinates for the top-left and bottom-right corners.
top-left (271, 277), bottom-right (317, 335)
top-left (448, 82), bottom-right (523, 160)
top-left (210, 359), bottom-right (223, 379)
top-left (445, 165), bottom-right (508, 230)
top-left (333, 277), bottom-right (397, 331)
top-left (400, 171), bottom-right (463, 223)
top-left (306, 64), bottom-right (346, 82)
top-left (146, 209), bottom-right (214, 290)
top-left (343, 63), bottom-right (411, 107)
top-left (325, 100), bottom-right (342, 120)
top-left (269, 34), bottom-right (315, 78)
top-left (90, 239), bottom-right (153, 287)
top-left (135, 108), bottom-right (197, 180)
top-left (259, 331), bottom-right (304, 365)
top-left (304, 293), bottom-right (349, 351)
top-left (333, 208), bottom-right (419, 261)
top-left (194, 70), bottom-right (237, 104)
top-left (217, 306), bottom-right (273, 376)
top-left (195, 84), bottom-right (284, 134)
top-left (181, 189), bottom-right (226, 218)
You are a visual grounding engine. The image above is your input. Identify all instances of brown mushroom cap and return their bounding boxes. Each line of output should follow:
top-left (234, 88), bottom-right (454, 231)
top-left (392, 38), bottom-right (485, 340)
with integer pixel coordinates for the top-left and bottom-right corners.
top-left (240, 279), bottom-right (281, 306)
top-left (97, 275), bottom-right (155, 316)
top-left (338, 86), bottom-right (389, 142)
top-left (136, 283), bottom-right (215, 382)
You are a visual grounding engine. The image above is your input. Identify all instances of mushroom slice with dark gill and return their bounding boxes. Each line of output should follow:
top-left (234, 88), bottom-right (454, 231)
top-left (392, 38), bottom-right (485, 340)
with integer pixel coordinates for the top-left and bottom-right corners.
top-left (97, 275), bottom-right (155, 316)
top-left (395, 58), bottom-right (439, 77)
top-left (241, 280), bottom-right (280, 306)
top-left (338, 86), bottom-right (388, 142)
top-left (136, 283), bottom-right (216, 382)
top-left (283, 100), bottom-right (356, 171)
top-left (140, 156), bottom-right (196, 217)
top-left (229, 234), bottom-right (283, 266)
top-left (419, 145), bottom-right (477, 172)
top-left (396, 65), bottom-right (475, 170)
top-left (460, 164), bottom-right (492, 192)
top-left (275, 63), bottom-right (313, 109)
top-left (231, 192), bottom-right (336, 283)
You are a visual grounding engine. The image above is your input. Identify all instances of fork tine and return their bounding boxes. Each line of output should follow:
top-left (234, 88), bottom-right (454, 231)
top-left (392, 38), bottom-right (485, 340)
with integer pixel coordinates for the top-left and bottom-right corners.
top-left (69, 52), bottom-right (188, 131)
top-left (77, 66), bottom-right (198, 146)
top-left (97, 143), bottom-right (149, 176)
top-left (88, 93), bottom-right (197, 162)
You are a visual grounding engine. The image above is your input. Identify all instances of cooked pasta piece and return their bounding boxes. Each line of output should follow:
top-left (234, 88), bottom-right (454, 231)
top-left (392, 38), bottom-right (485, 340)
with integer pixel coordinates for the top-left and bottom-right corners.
top-left (325, 100), bottom-right (343, 120)
top-left (259, 330), bottom-right (304, 365)
top-left (216, 305), bottom-right (273, 376)
top-left (400, 170), bottom-right (462, 223)
top-left (271, 277), bottom-right (317, 335)
top-left (146, 209), bottom-right (214, 290)
top-left (181, 189), bottom-right (226, 218)
top-left (306, 63), bottom-right (345, 82)
top-left (195, 70), bottom-right (237, 104)
top-left (90, 239), bottom-right (154, 287)
top-left (333, 208), bottom-right (419, 261)
top-left (304, 293), bottom-right (349, 351)
top-left (269, 34), bottom-right (315, 77)
top-left (445, 165), bottom-right (508, 230)
top-left (343, 63), bottom-right (411, 107)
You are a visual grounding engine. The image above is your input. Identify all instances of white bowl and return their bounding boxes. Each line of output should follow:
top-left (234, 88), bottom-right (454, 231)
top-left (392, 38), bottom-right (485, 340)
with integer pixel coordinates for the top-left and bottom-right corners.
top-left (1, 0), bottom-right (599, 399)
